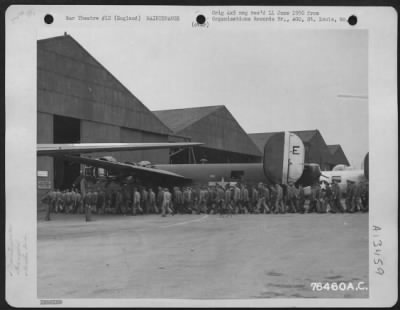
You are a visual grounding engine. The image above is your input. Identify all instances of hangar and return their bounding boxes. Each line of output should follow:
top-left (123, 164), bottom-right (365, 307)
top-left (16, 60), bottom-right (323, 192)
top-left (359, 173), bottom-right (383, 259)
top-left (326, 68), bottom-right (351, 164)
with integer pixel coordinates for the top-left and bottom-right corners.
top-left (328, 145), bottom-right (350, 168)
top-left (153, 106), bottom-right (262, 164)
top-left (249, 130), bottom-right (337, 171)
top-left (37, 34), bottom-right (174, 199)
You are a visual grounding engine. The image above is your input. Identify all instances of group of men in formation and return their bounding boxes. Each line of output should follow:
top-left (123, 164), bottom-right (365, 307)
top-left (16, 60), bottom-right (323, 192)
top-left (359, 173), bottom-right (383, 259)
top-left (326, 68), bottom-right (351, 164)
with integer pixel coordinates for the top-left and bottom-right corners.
top-left (41, 178), bottom-right (369, 222)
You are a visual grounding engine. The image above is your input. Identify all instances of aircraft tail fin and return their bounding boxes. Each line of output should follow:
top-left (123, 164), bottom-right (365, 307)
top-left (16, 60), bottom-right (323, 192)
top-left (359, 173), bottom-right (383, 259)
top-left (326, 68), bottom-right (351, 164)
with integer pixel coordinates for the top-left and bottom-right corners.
top-left (263, 132), bottom-right (305, 184)
top-left (363, 152), bottom-right (369, 180)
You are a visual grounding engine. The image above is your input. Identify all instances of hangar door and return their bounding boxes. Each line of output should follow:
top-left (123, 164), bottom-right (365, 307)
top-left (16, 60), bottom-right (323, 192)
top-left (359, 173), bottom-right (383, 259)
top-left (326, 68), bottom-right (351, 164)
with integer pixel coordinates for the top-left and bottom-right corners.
top-left (53, 115), bottom-right (81, 190)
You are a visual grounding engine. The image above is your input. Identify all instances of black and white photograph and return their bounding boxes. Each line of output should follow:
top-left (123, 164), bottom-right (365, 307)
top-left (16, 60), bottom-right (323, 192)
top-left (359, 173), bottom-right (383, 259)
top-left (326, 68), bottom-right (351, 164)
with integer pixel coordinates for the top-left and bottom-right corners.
top-left (5, 5), bottom-right (398, 307)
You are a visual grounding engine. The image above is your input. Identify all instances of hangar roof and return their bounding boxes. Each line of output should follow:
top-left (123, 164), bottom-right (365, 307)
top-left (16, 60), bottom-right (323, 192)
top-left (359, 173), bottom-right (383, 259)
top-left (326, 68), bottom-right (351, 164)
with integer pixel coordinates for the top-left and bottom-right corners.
top-left (154, 106), bottom-right (262, 157)
top-left (328, 144), bottom-right (350, 166)
top-left (153, 106), bottom-right (222, 133)
top-left (328, 145), bottom-right (341, 154)
top-left (37, 34), bottom-right (172, 135)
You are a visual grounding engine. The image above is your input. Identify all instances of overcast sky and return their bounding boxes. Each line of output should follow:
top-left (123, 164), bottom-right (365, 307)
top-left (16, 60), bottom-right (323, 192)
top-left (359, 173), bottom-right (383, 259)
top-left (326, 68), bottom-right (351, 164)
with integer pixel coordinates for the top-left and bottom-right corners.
top-left (39, 27), bottom-right (368, 168)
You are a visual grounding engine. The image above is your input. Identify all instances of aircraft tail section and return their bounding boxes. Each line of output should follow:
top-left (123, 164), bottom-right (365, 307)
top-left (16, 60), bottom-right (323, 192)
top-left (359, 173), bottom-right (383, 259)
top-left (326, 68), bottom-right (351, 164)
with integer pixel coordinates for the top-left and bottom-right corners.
top-left (263, 132), bottom-right (305, 185)
top-left (363, 152), bottom-right (369, 180)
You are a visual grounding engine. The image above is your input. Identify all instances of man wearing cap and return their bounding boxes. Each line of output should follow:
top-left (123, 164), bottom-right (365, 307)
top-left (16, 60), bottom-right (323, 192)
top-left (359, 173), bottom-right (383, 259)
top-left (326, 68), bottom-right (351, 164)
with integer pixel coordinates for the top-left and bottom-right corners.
top-left (345, 180), bottom-right (355, 213)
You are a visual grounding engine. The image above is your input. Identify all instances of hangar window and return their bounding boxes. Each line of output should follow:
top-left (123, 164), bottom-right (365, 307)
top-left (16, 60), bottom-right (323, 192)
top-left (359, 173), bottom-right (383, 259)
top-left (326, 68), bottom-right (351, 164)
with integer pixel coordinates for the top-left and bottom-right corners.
top-left (230, 170), bottom-right (244, 180)
top-left (84, 166), bottom-right (95, 177)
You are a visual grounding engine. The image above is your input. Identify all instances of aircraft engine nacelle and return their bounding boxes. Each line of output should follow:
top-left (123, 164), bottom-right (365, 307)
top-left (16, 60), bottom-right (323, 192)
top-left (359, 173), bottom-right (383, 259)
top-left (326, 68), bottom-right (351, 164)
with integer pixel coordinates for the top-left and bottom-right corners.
top-left (263, 132), bottom-right (305, 184)
top-left (296, 163), bottom-right (322, 187)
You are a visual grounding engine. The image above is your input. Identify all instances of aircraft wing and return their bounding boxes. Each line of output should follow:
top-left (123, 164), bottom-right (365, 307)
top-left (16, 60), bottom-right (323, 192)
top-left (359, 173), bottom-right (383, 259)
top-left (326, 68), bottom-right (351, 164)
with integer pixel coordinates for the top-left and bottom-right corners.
top-left (62, 155), bottom-right (191, 181)
top-left (37, 142), bottom-right (203, 156)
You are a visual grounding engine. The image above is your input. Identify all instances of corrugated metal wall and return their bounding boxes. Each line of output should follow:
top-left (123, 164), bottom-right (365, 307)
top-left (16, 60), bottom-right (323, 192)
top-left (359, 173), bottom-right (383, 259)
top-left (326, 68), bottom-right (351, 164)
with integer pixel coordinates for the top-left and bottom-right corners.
top-left (37, 112), bottom-right (54, 209)
top-left (37, 35), bottom-right (172, 202)
top-left (37, 36), bottom-right (171, 135)
top-left (177, 107), bottom-right (261, 162)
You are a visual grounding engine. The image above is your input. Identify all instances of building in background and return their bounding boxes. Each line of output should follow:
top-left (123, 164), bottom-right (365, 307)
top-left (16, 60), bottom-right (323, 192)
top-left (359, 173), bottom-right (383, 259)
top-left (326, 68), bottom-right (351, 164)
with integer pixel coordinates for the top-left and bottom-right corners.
top-left (249, 130), bottom-right (338, 171)
top-left (328, 144), bottom-right (350, 168)
top-left (153, 106), bottom-right (262, 164)
top-left (37, 34), bottom-right (174, 198)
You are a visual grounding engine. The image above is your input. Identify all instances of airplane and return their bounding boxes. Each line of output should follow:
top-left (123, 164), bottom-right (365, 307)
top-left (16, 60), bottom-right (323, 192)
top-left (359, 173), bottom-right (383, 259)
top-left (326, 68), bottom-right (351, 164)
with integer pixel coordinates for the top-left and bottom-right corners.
top-left (318, 153), bottom-right (369, 193)
top-left (37, 134), bottom-right (369, 194)
top-left (38, 133), bottom-right (307, 192)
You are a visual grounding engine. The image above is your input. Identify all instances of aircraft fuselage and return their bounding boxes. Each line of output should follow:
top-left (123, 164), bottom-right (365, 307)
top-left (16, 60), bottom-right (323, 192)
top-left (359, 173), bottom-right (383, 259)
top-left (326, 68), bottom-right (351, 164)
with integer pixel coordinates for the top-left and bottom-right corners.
top-left (154, 163), bottom-right (266, 186)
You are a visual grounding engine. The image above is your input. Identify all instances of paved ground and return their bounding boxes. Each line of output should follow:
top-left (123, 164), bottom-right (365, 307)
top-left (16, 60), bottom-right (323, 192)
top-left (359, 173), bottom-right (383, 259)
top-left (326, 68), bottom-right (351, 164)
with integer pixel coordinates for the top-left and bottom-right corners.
top-left (38, 212), bottom-right (369, 299)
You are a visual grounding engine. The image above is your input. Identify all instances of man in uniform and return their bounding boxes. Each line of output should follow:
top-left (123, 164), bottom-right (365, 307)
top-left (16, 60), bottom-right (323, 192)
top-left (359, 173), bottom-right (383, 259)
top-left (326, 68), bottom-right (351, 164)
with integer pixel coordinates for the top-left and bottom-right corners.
top-left (148, 188), bottom-right (157, 213)
top-left (231, 185), bottom-right (240, 214)
top-left (97, 189), bottom-right (106, 214)
top-left (296, 184), bottom-right (305, 214)
top-left (198, 186), bottom-right (206, 214)
top-left (207, 186), bottom-right (217, 214)
top-left (72, 188), bottom-right (80, 214)
top-left (141, 187), bottom-right (149, 214)
top-left (41, 189), bottom-right (56, 221)
top-left (275, 183), bottom-right (285, 214)
top-left (162, 188), bottom-right (172, 217)
top-left (115, 189), bottom-right (124, 215)
top-left (121, 185), bottom-right (131, 215)
top-left (157, 187), bottom-right (164, 215)
top-left (215, 185), bottom-right (225, 214)
top-left (308, 183), bottom-right (320, 213)
top-left (251, 186), bottom-right (259, 213)
top-left (240, 184), bottom-right (250, 214)
top-left (84, 188), bottom-right (93, 222)
top-left (182, 187), bottom-right (190, 214)
top-left (257, 183), bottom-right (270, 214)
top-left (54, 189), bottom-right (62, 213)
top-left (223, 185), bottom-right (233, 216)
top-left (345, 180), bottom-right (355, 213)
top-left (360, 181), bottom-right (369, 212)
top-left (91, 189), bottom-right (98, 214)
top-left (352, 182), bottom-right (362, 212)
top-left (132, 187), bottom-right (142, 215)
top-left (286, 182), bottom-right (297, 213)
top-left (330, 179), bottom-right (344, 213)
top-left (63, 189), bottom-right (72, 214)
top-left (323, 182), bottom-right (333, 213)
top-left (192, 186), bottom-right (200, 214)
top-left (175, 187), bottom-right (184, 214)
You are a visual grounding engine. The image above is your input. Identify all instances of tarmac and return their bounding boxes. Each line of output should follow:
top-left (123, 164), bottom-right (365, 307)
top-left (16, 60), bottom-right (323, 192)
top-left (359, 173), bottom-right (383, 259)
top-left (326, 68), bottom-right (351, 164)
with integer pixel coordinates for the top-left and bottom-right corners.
top-left (38, 212), bottom-right (369, 299)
